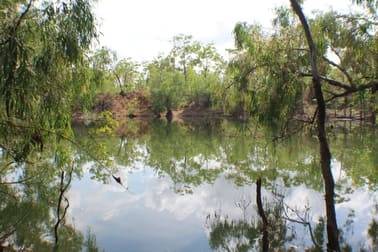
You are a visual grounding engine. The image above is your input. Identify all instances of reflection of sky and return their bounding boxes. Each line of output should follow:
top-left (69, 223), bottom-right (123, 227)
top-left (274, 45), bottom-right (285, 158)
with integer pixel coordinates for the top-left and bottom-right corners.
top-left (68, 159), bottom-right (377, 251)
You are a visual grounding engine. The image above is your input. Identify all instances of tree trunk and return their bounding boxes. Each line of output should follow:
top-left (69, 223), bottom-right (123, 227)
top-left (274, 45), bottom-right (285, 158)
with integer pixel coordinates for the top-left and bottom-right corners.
top-left (256, 178), bottom-right (269, 252)
top-left (289, 1), bottom-right (341, 251)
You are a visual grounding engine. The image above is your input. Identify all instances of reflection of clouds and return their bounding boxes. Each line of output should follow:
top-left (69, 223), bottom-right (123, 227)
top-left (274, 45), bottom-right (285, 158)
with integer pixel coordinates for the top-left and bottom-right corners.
top-left (144, 175), bottom-right (255, 221)
top-left (284, 184), bottom-right (324, 220)
top-left (281, 180), bottom-right (375, 249)
top-left (68, 160), bottom-right (377, 251)
top-left (69, 166), bottom-right (212, 251)
top-left (332, 159), bottom-right (347, 182)
top-left (336, 187), bottom-right (377, 249)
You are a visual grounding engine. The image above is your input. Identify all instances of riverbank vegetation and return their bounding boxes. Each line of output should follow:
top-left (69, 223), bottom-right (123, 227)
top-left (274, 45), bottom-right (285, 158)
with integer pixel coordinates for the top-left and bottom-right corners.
top-left (1, 0), bottom-right (377, 251)
top-left (74, 2), bottom-right (378, 130)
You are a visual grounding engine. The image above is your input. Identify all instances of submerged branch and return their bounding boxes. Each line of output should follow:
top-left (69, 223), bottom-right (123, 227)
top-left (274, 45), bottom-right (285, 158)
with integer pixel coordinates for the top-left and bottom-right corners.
top-left (54, 161), bottom-right (74, 249)
top-left (281, 202), bottom-right (321, 250)
top-left (256, 178), bottom-right (269, 252)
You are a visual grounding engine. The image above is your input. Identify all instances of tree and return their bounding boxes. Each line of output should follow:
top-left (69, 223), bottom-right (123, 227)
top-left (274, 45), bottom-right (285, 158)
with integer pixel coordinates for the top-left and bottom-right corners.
top-left (289, 1), bottom-right (340, 250)
top-left (147, 54), bottom-right (184, 114)
top-left (227, 0), bottom-right (378, 250)
top-left (113, 58), bottom-right (140, 92)
top-left (168, 34), bottom-right (225, 108)
top-left (88, 47), bottom-right (118, 94)
top-left (0, 0), bottom-right (98, 162)
top-left (228, 22), bottom-right (305, 122)
top-left (170, 34), bottom-right (201, 84)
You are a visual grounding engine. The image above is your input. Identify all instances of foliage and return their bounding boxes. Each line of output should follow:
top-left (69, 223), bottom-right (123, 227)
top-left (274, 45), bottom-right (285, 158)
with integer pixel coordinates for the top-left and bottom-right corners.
top-left (0, 0), bottom-right (98, 162)
top-left (0, 154), bottom-right (86, 251)
top-left (0, 1), bottom-right (101, 249)
top-left (226, 3), bottom-right (378, 126)
top-left (81, 120), bottom-right (378, 194)
top-left (90, 111), bottom-right (119, 135)
top-left (145, 35), bottom-right (225, 114)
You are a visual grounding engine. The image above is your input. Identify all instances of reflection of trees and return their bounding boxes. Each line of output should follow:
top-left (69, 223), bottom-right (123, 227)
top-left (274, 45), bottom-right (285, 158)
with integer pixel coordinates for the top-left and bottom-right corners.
top-left (143, 121), bottom-right (327, 192)
top-left (368, 218), bottom-right (378, 251)
top-left (206, 192), bottom-right (292, 251)
top-left (71, 120), bottom-right (377, 249)
top-left (330, 128), bottom-right (378, 190)
top-left (206, 185), bottom-right (377, 251)
top-left (0, 154), bottom-right (99, 251)
top-left (83, 120), bottom-right (378, 193)
top-left (146, 121), bottom-right (225, 192)
top-left (207, 216), bottom-right (259, 251)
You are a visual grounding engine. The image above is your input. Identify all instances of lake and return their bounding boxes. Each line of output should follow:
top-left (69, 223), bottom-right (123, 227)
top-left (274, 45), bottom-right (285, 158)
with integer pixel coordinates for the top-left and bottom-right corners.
top-left (1, 119), bottom-right (377, 251)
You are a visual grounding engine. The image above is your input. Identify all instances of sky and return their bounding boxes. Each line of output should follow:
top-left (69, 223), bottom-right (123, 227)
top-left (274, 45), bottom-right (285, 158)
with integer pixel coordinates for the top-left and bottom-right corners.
top-left (94, 0), bottom-right (355, 62)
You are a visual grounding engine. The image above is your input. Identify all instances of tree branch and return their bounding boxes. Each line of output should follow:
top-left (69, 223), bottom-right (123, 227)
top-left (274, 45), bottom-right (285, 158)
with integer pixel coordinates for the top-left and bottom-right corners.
top-left (281, 203), bottom-right (321, 250)
top-left (299, 72), bottom-right (353, 90)
top-left (13, 0), bottom-right (34, 34)
top-left (54, 161), bottom-right (74, 248)
top-left (256, 178), bottom-right (269, 252)
top-left (322, 54), bottom-right (354, 87)
top-left (299, 71), bottom-right (378, 97)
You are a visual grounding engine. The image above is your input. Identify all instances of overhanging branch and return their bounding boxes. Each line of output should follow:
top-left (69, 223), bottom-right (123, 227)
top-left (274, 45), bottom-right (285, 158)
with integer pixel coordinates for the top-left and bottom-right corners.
top-left (322, 54), bottom-right (354, 87)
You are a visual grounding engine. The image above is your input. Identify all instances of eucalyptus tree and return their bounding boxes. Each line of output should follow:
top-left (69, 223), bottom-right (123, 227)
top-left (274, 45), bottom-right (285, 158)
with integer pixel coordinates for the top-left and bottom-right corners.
top-left (0, 0), bottom-right (98, 162)
top-left (89, 47), bottom-right (117, 93)
top-left (193, 43), bottom-right (225, 108)
top-left (146, 54), bottom-right (184, 114)
top-left (113, 57), bottom-right (141, 92)
top-left (228, 2), bottom-right (378, 123)
top-left (229, 22), bottom-right (304, 122)
top-left (170, 34), bottom-right (201, 84)
top-left (289, 1), bottom-right (340, 250)
top-left (290, 0), bottom-right (378, 251)
top-left (227, 0), bottom-right (378, 250)
top-left (168, 34), bottom-right (226, 109)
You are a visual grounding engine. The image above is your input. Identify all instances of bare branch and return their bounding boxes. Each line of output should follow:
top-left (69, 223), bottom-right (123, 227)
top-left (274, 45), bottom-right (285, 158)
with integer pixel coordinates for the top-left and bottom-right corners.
top-left (281, 203), bottom-right (322, 250)
top-left (322, 54), bottom-right (354, 87)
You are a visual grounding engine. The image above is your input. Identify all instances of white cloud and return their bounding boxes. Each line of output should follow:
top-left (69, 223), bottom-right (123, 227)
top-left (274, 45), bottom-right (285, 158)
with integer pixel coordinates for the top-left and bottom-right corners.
top-left (94, 0), bottom-right (355, 61)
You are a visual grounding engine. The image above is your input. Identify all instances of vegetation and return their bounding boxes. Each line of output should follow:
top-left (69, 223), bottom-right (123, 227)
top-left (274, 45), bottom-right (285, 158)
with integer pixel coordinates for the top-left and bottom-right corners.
top-left (67, 2), bottom-right (378, 127)
top-left (0, 0), bottom-right (98, 162)
top-left (1, 0), bottom-right (377, 251)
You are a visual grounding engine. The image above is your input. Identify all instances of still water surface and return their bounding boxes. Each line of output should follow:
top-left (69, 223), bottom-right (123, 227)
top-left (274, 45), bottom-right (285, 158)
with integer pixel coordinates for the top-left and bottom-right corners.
top-left (69, 120), bottom-right (377, 251)
top-left (1, 120), bottom-right (377, 251)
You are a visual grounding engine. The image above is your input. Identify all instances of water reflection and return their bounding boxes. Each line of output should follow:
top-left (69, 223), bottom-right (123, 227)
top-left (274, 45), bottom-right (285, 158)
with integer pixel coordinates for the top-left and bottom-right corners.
top-left (1, 120), bottom-right (377, 251)
top-left (0, 159), bottom-right (85, 251)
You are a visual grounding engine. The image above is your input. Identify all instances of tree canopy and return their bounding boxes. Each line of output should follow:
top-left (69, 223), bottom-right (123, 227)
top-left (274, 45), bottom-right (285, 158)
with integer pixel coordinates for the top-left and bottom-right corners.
top-left (0, 0), bottom-right (98, 162)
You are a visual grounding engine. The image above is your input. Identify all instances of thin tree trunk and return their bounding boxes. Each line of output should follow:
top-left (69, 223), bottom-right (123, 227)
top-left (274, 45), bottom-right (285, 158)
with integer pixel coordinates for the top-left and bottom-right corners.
top-left (256, 178), bottom-right (269, 252)
top-left (289, 1), bottom-right (341, 251)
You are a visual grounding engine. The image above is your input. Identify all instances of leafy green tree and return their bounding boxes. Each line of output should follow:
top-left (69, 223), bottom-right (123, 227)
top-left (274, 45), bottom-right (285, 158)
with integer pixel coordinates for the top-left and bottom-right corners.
top-left (228, 2), bottom-right (378, 123)
top-left (89, 47), bottom-right (118, 93)
top-left (0, 0), bottom-right (98, 162)
top-left (207, 196), bottom-right (292, 251)
top-left (226, 1), bottom-right (378, 250)
top-left (147, 54), bottom-right (184, 114)
top-left (146, 35), bottom-right (226, 115)
top-left (170, 34), bottom-right (201, 84)
top-left (113, 57), bottom-right (141, 92)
